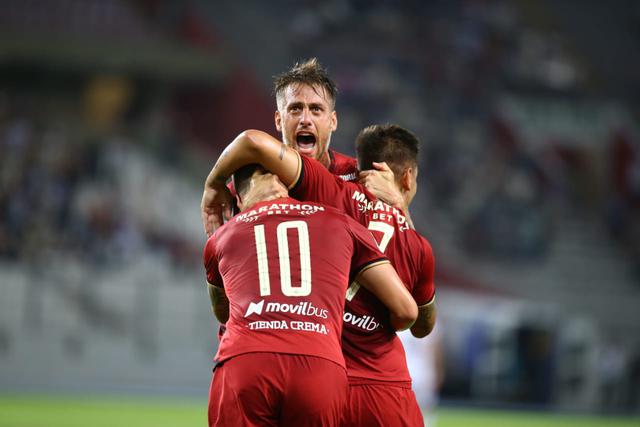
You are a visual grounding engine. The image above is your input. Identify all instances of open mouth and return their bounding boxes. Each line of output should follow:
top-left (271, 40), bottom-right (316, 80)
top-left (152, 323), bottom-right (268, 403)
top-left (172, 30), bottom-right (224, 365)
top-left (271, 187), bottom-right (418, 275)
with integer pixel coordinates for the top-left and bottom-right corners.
top-left (296, 133), bottom-right (317, 155)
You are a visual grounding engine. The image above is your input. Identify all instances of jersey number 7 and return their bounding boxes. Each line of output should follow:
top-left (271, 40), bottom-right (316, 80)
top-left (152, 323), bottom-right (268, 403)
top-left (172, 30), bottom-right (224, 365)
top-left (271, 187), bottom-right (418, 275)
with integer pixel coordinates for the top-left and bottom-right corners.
top-left (346, 221), bottom-right (395, 301)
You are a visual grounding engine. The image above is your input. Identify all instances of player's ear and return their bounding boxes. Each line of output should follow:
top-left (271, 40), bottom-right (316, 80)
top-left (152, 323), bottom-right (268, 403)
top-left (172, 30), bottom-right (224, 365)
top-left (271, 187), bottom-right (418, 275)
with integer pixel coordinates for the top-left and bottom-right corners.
top-left (275, 110), bottom-right (282, 132)
top-left (235, 193), bottom-right (244, 211)
top-left (401, 167), bottom-right (413, 192)
top-left (330, 110), bottom-right (337, 131)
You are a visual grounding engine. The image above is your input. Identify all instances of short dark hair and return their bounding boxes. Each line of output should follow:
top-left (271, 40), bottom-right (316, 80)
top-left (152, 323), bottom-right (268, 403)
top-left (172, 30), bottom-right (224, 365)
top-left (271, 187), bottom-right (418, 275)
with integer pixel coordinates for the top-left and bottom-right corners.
top-left (273, 58), bottom-right (338, 109)
top-left (356, 124), bottom-right (420, 180)
top-left (232, 164), bottom-right (263, 198)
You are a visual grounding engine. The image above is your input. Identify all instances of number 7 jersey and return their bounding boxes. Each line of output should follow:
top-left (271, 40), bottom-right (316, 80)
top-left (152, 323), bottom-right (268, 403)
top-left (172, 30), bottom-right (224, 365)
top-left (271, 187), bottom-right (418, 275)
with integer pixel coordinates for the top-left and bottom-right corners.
top-left (203, 197), bottom-right (389, 369)
top-left (291, 155), bottom-right (436, 383)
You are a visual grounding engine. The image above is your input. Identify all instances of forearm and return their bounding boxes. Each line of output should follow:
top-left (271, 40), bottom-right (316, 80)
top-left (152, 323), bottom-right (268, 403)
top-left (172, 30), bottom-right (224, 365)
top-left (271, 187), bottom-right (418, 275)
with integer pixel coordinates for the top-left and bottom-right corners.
top-left (357, 263), bottom-right (418, 331)
top-left (208, 283), bottom-right (229, 323)
top-left (410, 298), bottom-right (436, 338)
top-left (204, 130), bottom-right (299, 189)
top-left (205, 131), bottom-right (262, 188)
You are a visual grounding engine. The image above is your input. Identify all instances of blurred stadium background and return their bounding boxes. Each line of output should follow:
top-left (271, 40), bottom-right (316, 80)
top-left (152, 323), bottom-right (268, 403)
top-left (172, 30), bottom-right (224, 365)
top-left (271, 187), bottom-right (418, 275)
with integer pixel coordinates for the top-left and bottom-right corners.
top-left (1, 0), bottom-right (639, 425)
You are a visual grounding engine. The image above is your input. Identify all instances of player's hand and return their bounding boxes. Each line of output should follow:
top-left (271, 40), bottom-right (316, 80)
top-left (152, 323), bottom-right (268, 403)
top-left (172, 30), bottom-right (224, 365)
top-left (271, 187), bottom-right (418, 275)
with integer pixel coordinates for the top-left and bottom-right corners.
top-left (358, 162), bottom-right (404, 210)
top-left (201, 181), bottom-right (233, 236)
top-left (241, 172), bottom-right (288, 211)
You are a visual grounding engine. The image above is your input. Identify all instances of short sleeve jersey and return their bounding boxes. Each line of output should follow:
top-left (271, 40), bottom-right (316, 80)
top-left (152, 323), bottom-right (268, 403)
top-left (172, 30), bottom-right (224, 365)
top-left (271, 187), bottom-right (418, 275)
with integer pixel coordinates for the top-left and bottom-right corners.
top-left (204, 197), bottom-right (388, 368)
top-left (291, 155), bottom-right (436, 383)
top-left (215, 149), bottom-right (359, 342)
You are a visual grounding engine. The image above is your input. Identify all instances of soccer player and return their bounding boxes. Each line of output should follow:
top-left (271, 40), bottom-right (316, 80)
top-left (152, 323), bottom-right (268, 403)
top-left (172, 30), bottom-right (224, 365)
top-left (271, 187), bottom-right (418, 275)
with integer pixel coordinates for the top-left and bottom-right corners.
top-left (203, 58), bottom-right (410, 344)
top-left (204, 164), bottom-right (418, 427)
top-left (202, 125), bottom-right (436, 426)
top-left (202, 58), bottom-right (406, 234)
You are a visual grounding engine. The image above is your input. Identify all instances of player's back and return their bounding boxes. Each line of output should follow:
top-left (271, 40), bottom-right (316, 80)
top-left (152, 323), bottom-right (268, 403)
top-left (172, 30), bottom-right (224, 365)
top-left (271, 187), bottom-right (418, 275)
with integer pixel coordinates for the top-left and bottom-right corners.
top-left (292, 155), bottom-right (435, 383)
top-left (342, 189), bottom-right (434, 382)
top-left (204, 196), bottom-right (385, 369)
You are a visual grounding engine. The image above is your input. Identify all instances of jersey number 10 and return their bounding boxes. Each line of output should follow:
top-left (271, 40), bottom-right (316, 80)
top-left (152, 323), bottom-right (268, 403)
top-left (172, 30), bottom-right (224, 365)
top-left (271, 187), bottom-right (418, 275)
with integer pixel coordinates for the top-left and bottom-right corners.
top-left (253, 221), bottom-right (312, 297)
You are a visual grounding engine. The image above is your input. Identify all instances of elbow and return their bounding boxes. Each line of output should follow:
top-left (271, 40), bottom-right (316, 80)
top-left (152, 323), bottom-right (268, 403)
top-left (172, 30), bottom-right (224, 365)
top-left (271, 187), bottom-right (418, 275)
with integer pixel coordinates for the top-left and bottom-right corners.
top-left (410, 321), bottom-right (434, 338)
top-left (212, 303), bottom-right (229, 324)
top-left (391, 301), bottom-right (418, 332)
top-left (240, 129), bottom-right (269, 157)
top-left (410, 307), bottom-right (437, 338)
top-left (407, 302), bottom-right (419, 326)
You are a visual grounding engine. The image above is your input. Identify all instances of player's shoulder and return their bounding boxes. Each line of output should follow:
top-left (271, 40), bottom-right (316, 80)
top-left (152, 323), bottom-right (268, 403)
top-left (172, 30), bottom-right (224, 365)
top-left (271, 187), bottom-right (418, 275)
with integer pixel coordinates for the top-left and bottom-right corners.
top-left (312, 202), bottom-right (357, 226)
top-left (405, 228), bottom-right (434, 256)
top-left (206, 211), bottom-right (240, 249)
top-left (329, 148), bottom-right (357, 164)
top-left (329, 149), bottom-right (358, 180)
top-left (203, 230), bottom-right (221, 264)
top-left (314, 201), bottom-right (351, 220)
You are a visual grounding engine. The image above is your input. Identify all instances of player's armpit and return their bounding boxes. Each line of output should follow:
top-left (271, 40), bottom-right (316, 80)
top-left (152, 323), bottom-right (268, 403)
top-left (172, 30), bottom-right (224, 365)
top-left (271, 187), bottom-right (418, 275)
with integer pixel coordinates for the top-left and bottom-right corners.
top-left (208, 283), bottom-right (229, 323)
top-left (356, 261), bottom-right (418, 331)
top-left (410, 297), bottom-right (436, 338)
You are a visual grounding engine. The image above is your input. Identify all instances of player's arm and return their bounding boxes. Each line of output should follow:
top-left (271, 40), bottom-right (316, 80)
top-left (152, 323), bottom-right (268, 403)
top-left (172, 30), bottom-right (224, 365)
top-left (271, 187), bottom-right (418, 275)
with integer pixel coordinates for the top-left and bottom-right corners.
top-left (202, 130), bottom-right (301, 235)
top-left (410, 238), bottom-right (437, 338)
top-left (356, 262), bottom-right (418, 331)
top-left (411, 297), bottom-right (436, 338)
top-left (208, 283), bottom-right (229, 323)
top-left (203, 234), bottom-right (228, 322)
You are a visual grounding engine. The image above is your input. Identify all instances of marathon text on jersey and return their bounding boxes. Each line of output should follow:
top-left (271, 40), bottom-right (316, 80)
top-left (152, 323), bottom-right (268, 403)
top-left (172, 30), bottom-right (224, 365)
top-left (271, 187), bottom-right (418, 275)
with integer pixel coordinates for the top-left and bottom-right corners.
top-left (351, 190), bottom-right (409, 231)
top-left (235, 203), bottom-right (325, 223)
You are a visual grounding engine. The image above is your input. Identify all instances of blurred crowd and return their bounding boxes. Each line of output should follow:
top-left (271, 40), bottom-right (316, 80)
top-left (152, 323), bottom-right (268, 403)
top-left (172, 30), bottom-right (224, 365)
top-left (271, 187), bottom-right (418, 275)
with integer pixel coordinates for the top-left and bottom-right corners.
top-left (280, 0), bottom-right (640, 269)
top-left (2, 0), bottom-right (638, 271)
top-left (0, 89), bottom-right (198, 268)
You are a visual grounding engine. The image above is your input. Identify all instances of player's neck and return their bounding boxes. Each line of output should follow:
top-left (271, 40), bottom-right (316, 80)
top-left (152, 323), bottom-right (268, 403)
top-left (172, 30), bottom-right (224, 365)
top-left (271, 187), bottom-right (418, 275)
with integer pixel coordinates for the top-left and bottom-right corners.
top-left (401, 192), bottom-right (413, 212)
top-left (318, 151), bottom-right (332, 169)
top-left (240, 195), bottom-right (289, 212)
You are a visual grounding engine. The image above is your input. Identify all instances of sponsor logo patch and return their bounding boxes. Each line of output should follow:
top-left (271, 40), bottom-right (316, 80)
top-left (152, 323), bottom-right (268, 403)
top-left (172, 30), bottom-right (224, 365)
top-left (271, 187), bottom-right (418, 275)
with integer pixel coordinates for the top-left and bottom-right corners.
top-left (244, 300), bottom-right (328, 319)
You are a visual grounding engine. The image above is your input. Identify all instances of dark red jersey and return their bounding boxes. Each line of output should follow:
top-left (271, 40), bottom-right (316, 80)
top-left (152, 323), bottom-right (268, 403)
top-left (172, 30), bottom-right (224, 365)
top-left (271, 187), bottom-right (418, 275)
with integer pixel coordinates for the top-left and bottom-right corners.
top-left (215, 149), bottom-right (358, 341)
top-left (204, 197), bottom-right (388, 368)
top-left (328, 149), bottom-right (359, 182)
top-left (291, 155), bottom-right (436, 383)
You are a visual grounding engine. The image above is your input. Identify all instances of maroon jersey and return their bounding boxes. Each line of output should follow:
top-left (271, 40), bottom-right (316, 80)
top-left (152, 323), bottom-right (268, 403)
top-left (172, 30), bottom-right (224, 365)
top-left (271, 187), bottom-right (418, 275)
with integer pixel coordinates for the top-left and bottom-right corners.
top-left (215, 149), bottom-right (358, 342)
top-left (328, 148), bottom-right (359, 182)
top-left (204, 197), bottom-right (388, 368)
top-left (291, 155), bottom-right (436, 383)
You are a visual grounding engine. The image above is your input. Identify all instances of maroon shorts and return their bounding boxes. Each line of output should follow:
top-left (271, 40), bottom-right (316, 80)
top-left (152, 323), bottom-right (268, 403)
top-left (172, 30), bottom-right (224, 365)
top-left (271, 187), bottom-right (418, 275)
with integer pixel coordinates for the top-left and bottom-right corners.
top-left (208, 352), bottom-right (348, 427)
top-left (345, 381), bottom-right (424, 427)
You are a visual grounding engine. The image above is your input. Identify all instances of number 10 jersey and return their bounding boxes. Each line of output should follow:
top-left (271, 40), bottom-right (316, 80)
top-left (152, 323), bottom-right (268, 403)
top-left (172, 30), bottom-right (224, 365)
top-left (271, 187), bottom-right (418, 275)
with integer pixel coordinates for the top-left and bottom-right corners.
top-left (203, 197), bottom-right (388, 369)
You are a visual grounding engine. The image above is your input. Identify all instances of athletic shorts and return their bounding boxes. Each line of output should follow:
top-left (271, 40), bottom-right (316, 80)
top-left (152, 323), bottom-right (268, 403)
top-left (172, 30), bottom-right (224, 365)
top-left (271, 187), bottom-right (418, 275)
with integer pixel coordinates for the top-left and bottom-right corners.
top-left (208, 352), bottom-right (348, 427)
top-left (344, 381), bottom-right (424, 427)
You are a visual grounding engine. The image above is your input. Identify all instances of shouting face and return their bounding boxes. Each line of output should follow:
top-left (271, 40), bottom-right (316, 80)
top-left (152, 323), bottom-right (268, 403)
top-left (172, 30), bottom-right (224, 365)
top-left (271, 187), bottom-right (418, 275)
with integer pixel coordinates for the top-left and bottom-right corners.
top-left (275, 83), bottom-right (337, 168)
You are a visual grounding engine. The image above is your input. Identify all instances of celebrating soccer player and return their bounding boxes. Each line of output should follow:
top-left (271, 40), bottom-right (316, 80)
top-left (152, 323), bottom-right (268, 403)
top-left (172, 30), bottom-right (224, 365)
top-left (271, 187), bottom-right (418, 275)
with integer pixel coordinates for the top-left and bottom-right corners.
top-left (203, 164), bottom-right (417, 426)
top-left (202, 124), bottom-right (436, 427)
top-left (202, 58), bottom-right (406, 235)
